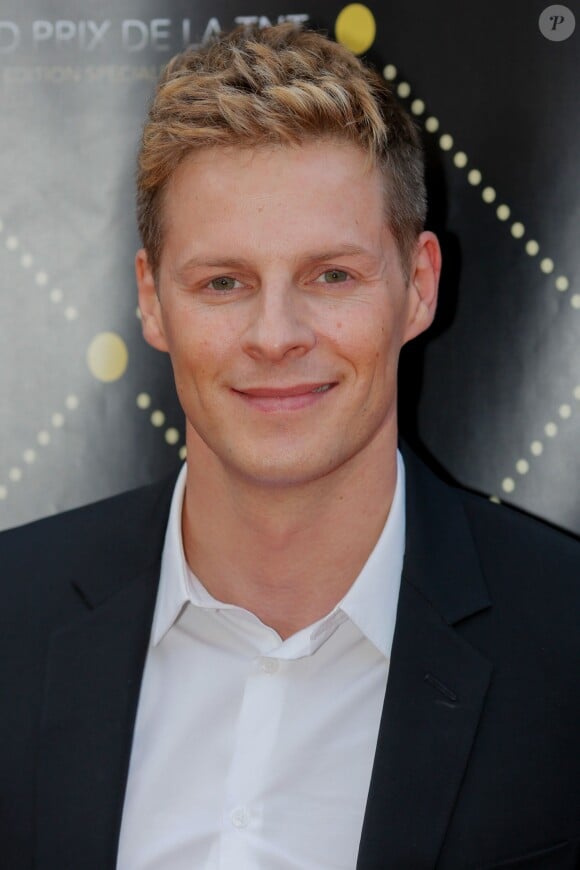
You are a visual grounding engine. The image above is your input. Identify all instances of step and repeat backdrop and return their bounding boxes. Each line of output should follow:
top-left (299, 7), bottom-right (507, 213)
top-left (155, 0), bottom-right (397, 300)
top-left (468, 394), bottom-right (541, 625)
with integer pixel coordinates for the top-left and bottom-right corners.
top-left (1, 0), bottom-right (578, 535)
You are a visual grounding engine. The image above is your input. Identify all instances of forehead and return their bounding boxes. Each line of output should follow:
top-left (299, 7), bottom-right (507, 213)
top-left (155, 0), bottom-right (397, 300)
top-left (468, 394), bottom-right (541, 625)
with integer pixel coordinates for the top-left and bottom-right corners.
top-left (161, 140), bottom-right (388, 251)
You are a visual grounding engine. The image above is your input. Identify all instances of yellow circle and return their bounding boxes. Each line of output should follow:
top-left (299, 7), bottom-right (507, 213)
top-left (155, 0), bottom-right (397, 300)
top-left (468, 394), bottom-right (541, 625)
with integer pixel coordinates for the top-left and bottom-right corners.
top-left (87, 332), bottom-right (129, 383)
top-left (335, 4), bottom-right (376, 55)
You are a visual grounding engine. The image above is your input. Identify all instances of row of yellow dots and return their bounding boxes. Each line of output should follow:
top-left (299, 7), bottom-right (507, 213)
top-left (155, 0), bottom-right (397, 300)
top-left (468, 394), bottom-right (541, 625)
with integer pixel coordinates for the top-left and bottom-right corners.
top-left (0, 395), bottom-right (80, 501)
top-left (0, 219), bottom-right (79, 320)
top-left (136, 392), bottom-right (186, 460)
top-left (382, 65), bottom-right (577, 308)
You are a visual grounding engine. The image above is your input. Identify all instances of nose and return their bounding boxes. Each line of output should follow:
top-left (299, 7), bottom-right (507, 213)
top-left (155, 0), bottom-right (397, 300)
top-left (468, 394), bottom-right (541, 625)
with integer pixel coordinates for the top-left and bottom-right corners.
top-left (241, 282), bottom-right (316, 363)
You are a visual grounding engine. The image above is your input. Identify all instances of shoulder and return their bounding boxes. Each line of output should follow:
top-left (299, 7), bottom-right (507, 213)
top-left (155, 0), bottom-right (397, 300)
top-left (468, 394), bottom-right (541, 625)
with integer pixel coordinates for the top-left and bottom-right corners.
top-left (0, 471), bottom-right (178, 603)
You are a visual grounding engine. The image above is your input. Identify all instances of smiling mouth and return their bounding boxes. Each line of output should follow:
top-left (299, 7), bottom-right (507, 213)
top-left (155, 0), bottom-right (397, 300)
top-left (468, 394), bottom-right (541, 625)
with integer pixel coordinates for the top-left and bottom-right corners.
top-left (233, 382), bottom-right (337, 410)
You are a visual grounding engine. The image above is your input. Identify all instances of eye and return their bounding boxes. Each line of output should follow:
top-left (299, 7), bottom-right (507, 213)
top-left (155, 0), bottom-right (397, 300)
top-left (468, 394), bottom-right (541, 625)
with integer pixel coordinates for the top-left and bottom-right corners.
top-left (208, 276), bottom-right (241, 291)
top-left (316, 269), bottom-right (350, 284)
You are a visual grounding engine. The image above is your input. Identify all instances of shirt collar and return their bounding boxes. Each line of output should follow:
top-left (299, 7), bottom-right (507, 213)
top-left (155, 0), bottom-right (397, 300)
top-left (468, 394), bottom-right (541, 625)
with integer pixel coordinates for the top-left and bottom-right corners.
top-left (152, 453), bottom-right (406, 660)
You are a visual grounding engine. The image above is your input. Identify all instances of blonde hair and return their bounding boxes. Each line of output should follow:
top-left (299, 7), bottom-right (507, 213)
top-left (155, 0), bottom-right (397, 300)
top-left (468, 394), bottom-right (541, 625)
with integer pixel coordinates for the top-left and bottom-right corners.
top-left (137, 23), bottom-right (426, 279)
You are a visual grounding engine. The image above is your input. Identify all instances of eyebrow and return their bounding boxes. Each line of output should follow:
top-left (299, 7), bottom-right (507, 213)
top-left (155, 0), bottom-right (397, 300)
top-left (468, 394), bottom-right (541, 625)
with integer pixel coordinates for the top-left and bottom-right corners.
top-left (172, 245), bottom-right (376, 282)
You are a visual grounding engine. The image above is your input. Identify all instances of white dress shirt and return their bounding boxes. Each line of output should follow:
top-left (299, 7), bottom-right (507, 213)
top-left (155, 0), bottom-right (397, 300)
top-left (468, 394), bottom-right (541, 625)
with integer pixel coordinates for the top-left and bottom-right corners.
top-left (117, 453), bottom-right (406, 870)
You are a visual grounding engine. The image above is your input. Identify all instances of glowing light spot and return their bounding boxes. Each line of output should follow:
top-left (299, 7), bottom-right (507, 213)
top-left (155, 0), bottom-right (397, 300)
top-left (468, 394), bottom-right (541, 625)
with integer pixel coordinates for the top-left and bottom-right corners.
top-left (540, 257), bottom-right (554, 274)
top-left (468, 169), bottom-right (482, 186)
top-left (510, 222), bottom-right (525, 239)
top-left (35, 271), bottom-right (48, 286)
top-left (23, 449), bottom-right (36, 464)
top-left (544, 422), bottom-right (558, 437)
top-left (482, 186), bottom-right (496, 203)
top-left (50, 288), bottom-right (63, 303)
top-left (559, 404), bottom-right (572, 419)
top-left (64, 306), bottom-right (78, 320)
top-left (411, 99), bottom-right (425, 115)
top-left (397, 81), bottom-right (411, 98)
top-left (453, 151), bottom-right (468, 168)
top-left (151, 410), bottom-right (165, 427)
top-left (37, 430), bottom-right (51, 446)
top-left (51, 412), bottom-right (64, 428)
top-left (0, 485), bottom-right (6, 500)
top-left (65, 394), bottom-right (79, 410)
top-left (572, 294), bottom-right (580, 309)
top-left (20, 253), bottom-right (33, 268)
top-left (501, 477), bottom-right (515, 493)
top-left (555, 275), bottom-right (569, 291)
top-left (525, 240), bottom-right (539, 256)
top-left (86, 332), bottom-right (129, 382)
top-left (496, 204), bottom-right (510, 221)
top-left (179, 445), bottom-right (187, 460)
top-left (8, 467), bottom-right (22, 482)
top-left (335, 4), bottom-right (376, 55)
top-left (439, 134), bottom-right (453, 151)
top-left (165, 427), bottom-right (180, 445)
top-left (136, 392), bottom-right (151, 410)
top-left (383, 63), bottom-right (397, 81)
top-left (425, 116), bottom-right (439, 133)
top-left (530, 440), bottom-right (543, 456)
top-left (6, 235), bottom-right (18, 250)
top-left (515, 459), bottom-right (529, 475)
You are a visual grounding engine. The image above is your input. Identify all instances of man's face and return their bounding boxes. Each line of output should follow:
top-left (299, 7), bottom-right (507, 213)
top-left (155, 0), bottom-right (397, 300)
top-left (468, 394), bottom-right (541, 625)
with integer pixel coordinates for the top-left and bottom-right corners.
top-left (137, 139), bottom-right (440, 488)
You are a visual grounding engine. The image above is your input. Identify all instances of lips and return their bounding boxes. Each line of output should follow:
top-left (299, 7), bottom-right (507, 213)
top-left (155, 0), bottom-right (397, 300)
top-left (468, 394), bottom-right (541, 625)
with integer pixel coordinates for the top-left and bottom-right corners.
top-left (233, 382), bottom-right (336, 411)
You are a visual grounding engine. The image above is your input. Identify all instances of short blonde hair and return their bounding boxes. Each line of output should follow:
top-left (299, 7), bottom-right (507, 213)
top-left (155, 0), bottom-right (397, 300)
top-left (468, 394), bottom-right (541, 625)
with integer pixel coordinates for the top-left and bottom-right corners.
top-left (137, 23), bottom-right (426, 279)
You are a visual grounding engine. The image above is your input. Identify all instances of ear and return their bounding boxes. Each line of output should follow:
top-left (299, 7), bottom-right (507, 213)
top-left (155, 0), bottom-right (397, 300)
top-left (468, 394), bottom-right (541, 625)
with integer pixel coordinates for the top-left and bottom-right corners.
top-left (403, 231), bottom-right (441, 344)
top-left (136, 248), bottom-right (169, 353)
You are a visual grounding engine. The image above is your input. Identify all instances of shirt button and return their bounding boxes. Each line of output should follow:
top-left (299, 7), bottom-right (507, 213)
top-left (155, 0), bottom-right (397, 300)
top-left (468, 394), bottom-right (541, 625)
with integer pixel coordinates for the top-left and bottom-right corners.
top-left (230, 806), bottom-right (250, 829)
top-left (259, 657), bottom-right (279, 674)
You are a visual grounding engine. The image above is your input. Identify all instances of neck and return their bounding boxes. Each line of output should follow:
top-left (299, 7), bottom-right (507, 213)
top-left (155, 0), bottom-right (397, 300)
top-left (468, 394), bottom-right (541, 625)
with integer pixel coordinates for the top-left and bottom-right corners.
top-left (181, 427), bottom-right (399, 639)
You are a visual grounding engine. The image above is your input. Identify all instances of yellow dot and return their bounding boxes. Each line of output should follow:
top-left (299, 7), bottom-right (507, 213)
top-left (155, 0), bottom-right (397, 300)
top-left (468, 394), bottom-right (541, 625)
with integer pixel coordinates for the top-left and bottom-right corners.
top-left (23, 449), bottom-right (36, 464)
top-left (510, 222), bottom-right (525, 239)
top-left (439, 134), bottom-right (453, 151)
top-left (525, 240), bottom-right (539, 256)
top-left (179, 445), bottom-right (187, 461)
top-left (50, 288), bottom-right (63, 303)
top-left (559, 404), bottom-right (571, 419)
top-left (425, 116), bottom-right (439, 133)
top-left (383, 63), bottom-right (397, 81)
top-left (9, 467), bottom-right (22, 482)
top-left (482, 186), bottom-right (496, 203)
top-left (136, 307), bottom-right (142, 320)
top-left (530, 440), bottom-right (543, 456)
top-left (64, 306), bottom-right (78, 320)
top-left (20, 253), bottom-right (33, 268)
top-left (51, 412), bottom-right (64, 428)
top-left (87, 332), bottom-right (129, 382)
top-left (501, 477), bottom-right (515, 494)
top-left (515, 459), bottom-right (529, 475)
top-left (6, 235), bottom-right (18, 250)
top-left (37, 430), bottom-right (51, 446)
top-left (489, 495), bottom-right (501, 504)
top-left (555, 275), bottom-right (569, 291)
top-left (151, 410), bottom-right (165, 427)
top-left (397, 81), bottom-right (411, 98)
top-left (453, 151), bottom-right (468, 168)
top-left (540, 257), bottom-right (554, 274)
top-left (136, 392), bottom-right (151, 410)
top-left (544, 421), bottom-right (558, 437)
top-left (496, 204), bottom-right (510, 221)
top-left (572, 294), bottom-right (580, 309)
top-left (411, 99), bottom-right (425, 115)
top-left (0, 485), bottom-right (7, 500)
top-left (468, 169), bottom-right (482, 186)
top-left (65, 394), bottom-right (79, 410)
top-left (335, 4), bottom-right (376, 55)
top-left (574, 385), bottom-right (580, 401)
top-left (165, 427), bottom-right (180, 445)
top-left (35, 271), bottom-right (48, 286)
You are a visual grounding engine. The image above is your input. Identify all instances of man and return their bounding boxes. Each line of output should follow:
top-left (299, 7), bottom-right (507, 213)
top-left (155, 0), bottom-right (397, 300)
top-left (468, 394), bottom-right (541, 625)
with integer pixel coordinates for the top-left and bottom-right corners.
top-left (1, 23), bottom-right (578, 870)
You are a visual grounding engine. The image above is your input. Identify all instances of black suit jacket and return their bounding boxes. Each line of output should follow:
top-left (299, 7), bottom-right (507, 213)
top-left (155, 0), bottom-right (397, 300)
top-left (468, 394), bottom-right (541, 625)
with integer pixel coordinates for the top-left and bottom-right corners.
top-left (1, 451), bottom-right (579, 869)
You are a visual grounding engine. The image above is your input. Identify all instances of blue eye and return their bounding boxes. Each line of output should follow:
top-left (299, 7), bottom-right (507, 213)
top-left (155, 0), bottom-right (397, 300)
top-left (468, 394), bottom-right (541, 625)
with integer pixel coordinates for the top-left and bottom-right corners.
top-left (320, 269), bottom-right (349, 284)
top-left (209, 276), bottom-right (239, 291)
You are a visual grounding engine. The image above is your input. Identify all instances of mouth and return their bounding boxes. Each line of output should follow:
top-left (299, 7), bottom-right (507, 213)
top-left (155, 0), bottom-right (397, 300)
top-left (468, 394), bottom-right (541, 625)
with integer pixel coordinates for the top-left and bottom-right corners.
top-left (233, 382), bottom-right (337, 411)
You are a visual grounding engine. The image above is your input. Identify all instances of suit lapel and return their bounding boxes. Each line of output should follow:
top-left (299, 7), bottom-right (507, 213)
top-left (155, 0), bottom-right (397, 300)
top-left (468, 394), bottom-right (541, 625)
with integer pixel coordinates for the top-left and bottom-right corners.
top-left (357, 451), bottom-right (493, 869)
top-left (35, 475), bottom-right (176, 869)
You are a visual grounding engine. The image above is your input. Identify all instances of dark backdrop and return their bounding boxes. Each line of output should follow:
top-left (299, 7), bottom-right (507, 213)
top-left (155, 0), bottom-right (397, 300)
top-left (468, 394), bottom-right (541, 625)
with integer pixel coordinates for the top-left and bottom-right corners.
top-left (1, 0), bottom-right (578, 535)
